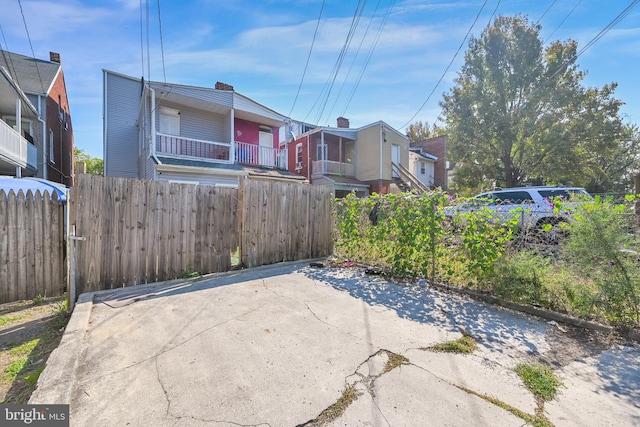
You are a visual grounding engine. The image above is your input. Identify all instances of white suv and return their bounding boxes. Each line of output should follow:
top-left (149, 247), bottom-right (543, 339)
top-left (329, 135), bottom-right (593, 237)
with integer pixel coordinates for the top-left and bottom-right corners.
top-left (444, 186), bottom-right (591, 232)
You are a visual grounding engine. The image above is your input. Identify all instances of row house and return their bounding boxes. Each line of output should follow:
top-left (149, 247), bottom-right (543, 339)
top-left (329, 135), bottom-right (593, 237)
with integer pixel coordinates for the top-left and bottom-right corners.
top-left (288, 117), bottom-right (418, 197)
top-left (103, 70), bottom-right (305, 187)
top-left (0, 50), bottom-right (74, 186)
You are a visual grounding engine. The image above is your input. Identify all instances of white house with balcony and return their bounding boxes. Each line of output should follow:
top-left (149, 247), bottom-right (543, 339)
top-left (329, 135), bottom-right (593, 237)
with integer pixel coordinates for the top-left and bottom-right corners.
top-left (0, 66), bottom-right (39, 177)
top-left (103, 70), bottom-right (306, 187)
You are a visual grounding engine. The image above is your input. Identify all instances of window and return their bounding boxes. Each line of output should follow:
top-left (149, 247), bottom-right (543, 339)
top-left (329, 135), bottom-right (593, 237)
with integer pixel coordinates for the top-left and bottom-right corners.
top-left (495, 191), bottom-right (534, 204)
top-left (295, 143), bottom-right (303, 169)
top-left (3, 117), bottom-right (33, 138)
top-left (49, 129), bottom-right (55, 164)
top-left (316, 142), bottom-right (327, 161)
top-left (159, 107), bottom-right (180, 135)
top-left (420, 162), bottom-right (426, 175)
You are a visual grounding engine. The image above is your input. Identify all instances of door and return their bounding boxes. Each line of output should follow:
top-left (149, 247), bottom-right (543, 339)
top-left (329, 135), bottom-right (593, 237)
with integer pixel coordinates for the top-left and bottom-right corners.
top-left (259, 131), bottom-right (275, 167)
top-left (392, 144), bottom-right (400, 178)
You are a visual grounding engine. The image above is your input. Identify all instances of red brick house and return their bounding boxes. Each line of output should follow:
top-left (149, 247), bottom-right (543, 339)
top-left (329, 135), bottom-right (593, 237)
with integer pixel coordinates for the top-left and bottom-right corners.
top-left (0, 50), bottom-right (74, 186)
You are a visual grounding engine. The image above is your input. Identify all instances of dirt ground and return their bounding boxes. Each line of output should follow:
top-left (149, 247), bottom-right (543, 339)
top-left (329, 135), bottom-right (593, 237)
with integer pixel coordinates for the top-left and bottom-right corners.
top-left (0, 296), bottom-right (70, 403)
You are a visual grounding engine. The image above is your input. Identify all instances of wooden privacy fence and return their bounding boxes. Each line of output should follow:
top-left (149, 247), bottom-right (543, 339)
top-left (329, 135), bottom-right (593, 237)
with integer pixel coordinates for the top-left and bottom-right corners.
top-left (71, 174), bottom-right (334, 295)
top-left (0, 190), bottom-right (65, 303)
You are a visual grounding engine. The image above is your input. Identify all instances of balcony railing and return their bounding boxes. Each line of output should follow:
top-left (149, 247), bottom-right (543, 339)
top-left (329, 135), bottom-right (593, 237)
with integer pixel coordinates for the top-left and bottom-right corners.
top-left (155, 132), bottom-right (231, 163)
top-left (0, 119), bottom-right (28, 168)
top-left (312, 160), bottom-right (355, 177)
top-left (236, 141), bottom-right (287, 170)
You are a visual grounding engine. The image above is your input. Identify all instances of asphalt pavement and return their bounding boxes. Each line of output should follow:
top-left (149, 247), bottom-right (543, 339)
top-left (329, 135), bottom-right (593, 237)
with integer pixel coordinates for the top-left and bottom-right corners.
top-left (30, 261), bottom-right (640, 426)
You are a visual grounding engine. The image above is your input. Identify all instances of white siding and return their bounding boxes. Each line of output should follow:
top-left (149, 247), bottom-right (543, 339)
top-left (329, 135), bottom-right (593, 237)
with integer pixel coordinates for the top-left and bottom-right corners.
top-left (104, 71), bottom-right (143, 178)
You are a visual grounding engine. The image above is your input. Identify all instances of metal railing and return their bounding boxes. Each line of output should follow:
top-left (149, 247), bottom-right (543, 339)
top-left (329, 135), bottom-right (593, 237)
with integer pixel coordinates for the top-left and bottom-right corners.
top-left (0, 119), bottom-right (28, 168)
top-left (155, 132), bottom-right (231, 162)
top-left (312, 160), bottom-right (355, 177)
top-left (391, 162), bottom-right (430, 194)
top-left (235, 141), bottom-right (287, 170)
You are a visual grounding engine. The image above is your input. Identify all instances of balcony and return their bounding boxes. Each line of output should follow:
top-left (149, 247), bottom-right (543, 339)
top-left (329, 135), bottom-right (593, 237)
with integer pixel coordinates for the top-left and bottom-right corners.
top-left (236, 141), bottom-right (287, 170)
top-left (312, 160), bottom-right (355, 177)
top-left (154, 133), bottom-right (288, 170)
top-left (0, 119), bottom-right (27, 171)
top-left (155, 132), bottom-right (232, 163)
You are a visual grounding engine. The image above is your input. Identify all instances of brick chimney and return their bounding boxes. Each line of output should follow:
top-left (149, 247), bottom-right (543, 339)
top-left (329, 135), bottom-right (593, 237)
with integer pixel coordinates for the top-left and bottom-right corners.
top-left (49, 52), bottom-right (61, 63)
top-left (215, 81), bottom-right (234, 91)
top-left (337, 117), bottom-right (349, 128)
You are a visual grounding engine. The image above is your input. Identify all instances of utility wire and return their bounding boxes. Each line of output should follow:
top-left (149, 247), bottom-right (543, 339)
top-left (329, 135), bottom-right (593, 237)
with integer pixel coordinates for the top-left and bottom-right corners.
top-left (0, 24), bottom-right (21, 88)
top-left (543, 0), bottom-right (581, 44)
top-left (536, 0), bottom-right (558, 25)
top-left (400, 0), bottom-right (489, 129)
top-left (157, 0), bottom-right (167, 83)
top-left (140, 0), bottom-right (145, 78)
top-left (341, 0), bottom-right (397, 116)
top-left (306, 0), bottom-right (368, 125)
top-left (288, 0), bottom-right (325, 117)
top-left (18, 0), bottom-right (45, 94)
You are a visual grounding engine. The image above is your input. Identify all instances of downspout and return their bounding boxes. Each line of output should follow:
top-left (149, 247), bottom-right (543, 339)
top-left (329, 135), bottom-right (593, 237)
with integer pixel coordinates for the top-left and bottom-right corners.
top-left (37, 95), bottom-right (47, 180)
top-left (307, 134), bottom-right (310, 181)
top-left (15, 98), bottom-right (22, 177)
top-left (149, 85), bottom-right (161, 173)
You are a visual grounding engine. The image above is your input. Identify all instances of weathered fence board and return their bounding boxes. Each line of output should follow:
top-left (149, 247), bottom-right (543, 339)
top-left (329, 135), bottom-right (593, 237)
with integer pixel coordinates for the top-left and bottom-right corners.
top-left (71, 174), bottom-right (331, 296)
top-left (0, 189), bottom-right (65, 303)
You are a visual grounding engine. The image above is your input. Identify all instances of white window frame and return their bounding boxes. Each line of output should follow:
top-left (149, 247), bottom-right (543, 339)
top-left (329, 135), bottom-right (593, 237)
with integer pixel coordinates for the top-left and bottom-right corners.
top-left (49, 128), bottom-right (55, 164)
top-left (295, 143), bottom-right (303, 169)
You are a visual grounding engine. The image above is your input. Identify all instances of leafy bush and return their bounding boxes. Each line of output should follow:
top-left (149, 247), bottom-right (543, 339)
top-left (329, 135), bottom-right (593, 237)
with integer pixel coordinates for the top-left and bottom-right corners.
top-left (561, 196), bottom-right (640, 328)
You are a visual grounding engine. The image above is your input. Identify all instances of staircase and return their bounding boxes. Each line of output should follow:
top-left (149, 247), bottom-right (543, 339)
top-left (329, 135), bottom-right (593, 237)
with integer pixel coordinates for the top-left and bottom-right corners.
top-left (391, 163), bottom-right (431, 194)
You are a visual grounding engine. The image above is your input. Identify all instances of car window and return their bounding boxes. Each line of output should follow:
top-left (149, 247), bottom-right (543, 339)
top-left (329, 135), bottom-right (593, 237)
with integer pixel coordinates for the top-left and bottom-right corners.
top-left (494, 191), bottom-right (534, 204)
top-left (471, 193), bottom-right (496, 206)
top-left (538, 189), bottom-right (590, 200)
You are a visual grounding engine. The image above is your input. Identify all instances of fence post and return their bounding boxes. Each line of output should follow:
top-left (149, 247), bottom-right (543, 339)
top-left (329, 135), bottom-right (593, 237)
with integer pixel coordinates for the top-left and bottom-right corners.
top-left (238, 176), bottom-right (245, 267)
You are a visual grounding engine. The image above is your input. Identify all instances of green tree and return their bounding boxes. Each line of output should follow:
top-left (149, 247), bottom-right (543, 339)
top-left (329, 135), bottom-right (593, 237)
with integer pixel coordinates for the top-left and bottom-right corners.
top-left (440, 15), bottom-right (629, 192)
top-left (405, 121), bottom-right (445, 143)
top-left (74, 148), bottom-right (104, 175)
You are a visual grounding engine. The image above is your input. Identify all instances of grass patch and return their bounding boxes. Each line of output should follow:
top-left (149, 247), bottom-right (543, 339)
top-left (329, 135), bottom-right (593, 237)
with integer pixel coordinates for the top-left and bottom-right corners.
top-left (456, 385), bottom-right (554, 427)
top-left (8, 339), bottom-right (40, 357)
top-left (3, 359), bottom-right (28, 382)
top-left (384, 351), bottom-right (409, 372)
top-left (314, 385), bottom-right (361, 424)
top-left (0, 297), bottom-right (71, 403)
top-left (427, 335), bottom-right (478, 353)
top-left (515, 364), bottom-right (564, 401)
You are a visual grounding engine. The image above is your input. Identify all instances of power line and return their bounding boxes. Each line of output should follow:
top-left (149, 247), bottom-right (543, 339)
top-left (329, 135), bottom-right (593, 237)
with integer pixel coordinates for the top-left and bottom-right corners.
top-left (536, 0), bottom-right (558, 25)
top-left (157, 0), bottom-right (167, 83)
top-left (325, 0), bottom-right (385, 122)
top-left (341, 0), bottom-right (397, 116)
top-left (543, 0), bottom-right (581, 44)
top-left (306, 0), bottom-right (368, 125)
top-left (0, 24), bottom-right (21, 88)
top-left (400, 0), bottom-right (490, 129)
top-left (288, 0), bottom-right (325, 117)
top-left (17, 0), bottom-right (45, 94)
top-left (140, 0), bottom-right (145, 77)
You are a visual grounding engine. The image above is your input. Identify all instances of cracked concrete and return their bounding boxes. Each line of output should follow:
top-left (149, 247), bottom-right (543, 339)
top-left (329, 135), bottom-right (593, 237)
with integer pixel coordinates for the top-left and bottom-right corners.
top-left (30, 261), bottom-right (640, 426)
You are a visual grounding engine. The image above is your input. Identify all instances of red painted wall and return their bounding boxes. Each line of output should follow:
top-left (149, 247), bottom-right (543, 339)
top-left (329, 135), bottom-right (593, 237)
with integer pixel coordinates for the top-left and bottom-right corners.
top-left (234, 118), bottom-right (277, 147)
top-left (45, 69), bottom-right (74, 187)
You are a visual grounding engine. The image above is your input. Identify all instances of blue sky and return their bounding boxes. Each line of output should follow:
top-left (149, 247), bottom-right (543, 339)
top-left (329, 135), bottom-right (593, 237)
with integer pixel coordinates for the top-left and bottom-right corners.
top-left (1, 0), bottom-right (639, 158)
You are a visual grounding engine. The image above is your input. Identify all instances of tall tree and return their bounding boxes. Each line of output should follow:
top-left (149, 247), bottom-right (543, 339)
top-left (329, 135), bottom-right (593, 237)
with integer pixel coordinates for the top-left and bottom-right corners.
top-left (405, 121), bottom-right (445, 143)
top-left (74, 148), bottom-right (104, 175)
top-left (440, 15), bottom-right (629, 192)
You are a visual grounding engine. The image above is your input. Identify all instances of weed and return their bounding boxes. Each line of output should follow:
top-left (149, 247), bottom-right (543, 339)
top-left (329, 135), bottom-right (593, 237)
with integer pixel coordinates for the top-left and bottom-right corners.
top-left (384, 352), bottom-right (409, 372)
top-left (427, 335), bottom-right (478, 353)
top-left (515, 363), bottom-right (564, 401)
top-left (32, 294), bottom-right (45, 306)
top-left (3, 359), bottom-right (27, 382)
top-left (8, 339), bottom-right (40, 357)
top-left (314, 385), bottom-right (361, 424)
top-left (0, 315), bottom-right (22, 327)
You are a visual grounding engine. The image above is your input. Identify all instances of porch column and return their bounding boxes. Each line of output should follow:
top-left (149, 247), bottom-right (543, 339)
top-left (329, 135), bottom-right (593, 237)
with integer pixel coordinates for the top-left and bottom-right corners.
top-left (230, 109), bottom-right (235, 163)
top-left (339, 137), bottom-right (343, 176)
top-left (15, 98), bottom-right (22, 135)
